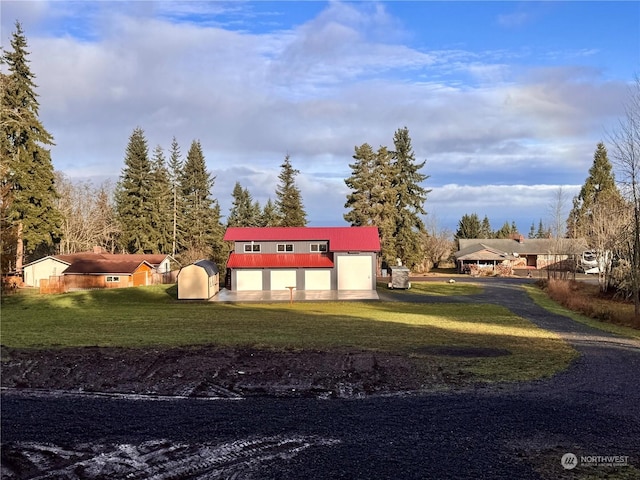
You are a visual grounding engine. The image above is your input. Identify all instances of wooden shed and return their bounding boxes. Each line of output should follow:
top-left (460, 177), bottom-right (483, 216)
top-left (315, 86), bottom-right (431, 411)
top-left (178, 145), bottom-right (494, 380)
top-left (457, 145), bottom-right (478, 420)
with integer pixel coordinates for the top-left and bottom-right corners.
top-left (177, 260), bottom-right (220, 300)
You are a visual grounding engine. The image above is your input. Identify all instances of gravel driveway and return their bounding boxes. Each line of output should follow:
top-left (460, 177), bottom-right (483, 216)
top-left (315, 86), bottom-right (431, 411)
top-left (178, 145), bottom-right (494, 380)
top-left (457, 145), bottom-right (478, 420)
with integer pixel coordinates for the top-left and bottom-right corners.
top-left (2, 279), bottom-right (639, 479)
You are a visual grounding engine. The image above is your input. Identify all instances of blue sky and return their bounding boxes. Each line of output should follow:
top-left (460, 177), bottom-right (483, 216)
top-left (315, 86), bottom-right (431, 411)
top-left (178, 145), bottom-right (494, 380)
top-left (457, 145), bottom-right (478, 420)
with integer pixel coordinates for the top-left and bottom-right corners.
top-left (2, 1), bottom-right (638, 233)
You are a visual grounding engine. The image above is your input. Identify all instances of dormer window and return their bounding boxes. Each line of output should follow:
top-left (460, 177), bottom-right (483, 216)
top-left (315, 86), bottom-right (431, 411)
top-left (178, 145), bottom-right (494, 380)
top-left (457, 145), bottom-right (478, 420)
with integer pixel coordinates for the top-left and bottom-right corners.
top-left (310, 243), bottom-right (327, 252)
top-left (244, 243), bottom-right (261, 253)
top-left (277, 243), bottom-right (294, 252)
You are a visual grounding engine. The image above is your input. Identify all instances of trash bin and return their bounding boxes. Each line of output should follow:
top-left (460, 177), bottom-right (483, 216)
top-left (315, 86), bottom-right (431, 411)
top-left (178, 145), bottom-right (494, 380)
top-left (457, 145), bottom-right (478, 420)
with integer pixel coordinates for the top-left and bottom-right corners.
top-left (388, 266), bottom-right (411, 289)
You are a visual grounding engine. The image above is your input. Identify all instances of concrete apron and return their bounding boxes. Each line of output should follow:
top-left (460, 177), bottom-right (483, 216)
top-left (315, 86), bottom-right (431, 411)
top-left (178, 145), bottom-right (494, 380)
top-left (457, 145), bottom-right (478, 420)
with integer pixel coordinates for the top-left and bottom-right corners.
top-left (210, 288), bottom-right (379, 303)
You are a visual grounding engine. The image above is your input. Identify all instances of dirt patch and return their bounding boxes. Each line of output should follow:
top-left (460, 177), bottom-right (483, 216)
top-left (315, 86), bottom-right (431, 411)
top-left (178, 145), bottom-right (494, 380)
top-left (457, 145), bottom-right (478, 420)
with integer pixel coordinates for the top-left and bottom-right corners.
top-left (0, 345), bottom-right (465, 399)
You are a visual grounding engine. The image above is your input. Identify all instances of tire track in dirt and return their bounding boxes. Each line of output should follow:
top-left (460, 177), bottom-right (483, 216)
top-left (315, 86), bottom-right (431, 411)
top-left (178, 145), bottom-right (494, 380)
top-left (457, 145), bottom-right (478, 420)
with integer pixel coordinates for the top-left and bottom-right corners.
top-left (1, 435), bottom-right (340, 480)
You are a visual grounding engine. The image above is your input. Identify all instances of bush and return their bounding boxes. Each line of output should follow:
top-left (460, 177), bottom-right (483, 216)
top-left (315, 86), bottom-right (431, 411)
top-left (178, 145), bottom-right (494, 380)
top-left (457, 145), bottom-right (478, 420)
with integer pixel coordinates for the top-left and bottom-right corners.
top-left (540, 278), bottom-right (636, 327)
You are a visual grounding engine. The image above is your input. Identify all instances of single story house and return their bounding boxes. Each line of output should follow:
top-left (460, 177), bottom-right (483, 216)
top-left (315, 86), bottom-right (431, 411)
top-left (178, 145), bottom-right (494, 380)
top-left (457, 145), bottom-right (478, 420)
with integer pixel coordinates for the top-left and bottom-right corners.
top-left (62, 258), bottom-right (155, 290)
top-left (223, 226), bottom-right (380, 291)
top-left (454, 236), bottom-right (589, 273)
top-left (177, 259), bottom-right (220, 300)
top-left (23, 249), bottom-right (176, 288)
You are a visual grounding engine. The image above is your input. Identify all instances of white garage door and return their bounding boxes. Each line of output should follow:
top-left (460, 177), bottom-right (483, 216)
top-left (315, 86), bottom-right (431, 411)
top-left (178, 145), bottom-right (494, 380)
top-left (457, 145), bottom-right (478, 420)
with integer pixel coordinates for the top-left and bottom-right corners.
top-left (236, 270), bottom-right (263, 291)
top-left (305, 270), bottom-right (331, 290)
top-left (270, 270), bottom-right (297, 290)
top-left (337, 256), bottom-right (373, 290)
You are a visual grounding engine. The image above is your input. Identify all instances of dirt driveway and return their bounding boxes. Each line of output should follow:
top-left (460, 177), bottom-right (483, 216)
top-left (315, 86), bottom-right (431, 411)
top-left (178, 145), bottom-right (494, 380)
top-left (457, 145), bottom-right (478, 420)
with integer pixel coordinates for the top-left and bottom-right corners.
top-left (2, 279), bottom-right (640, 479)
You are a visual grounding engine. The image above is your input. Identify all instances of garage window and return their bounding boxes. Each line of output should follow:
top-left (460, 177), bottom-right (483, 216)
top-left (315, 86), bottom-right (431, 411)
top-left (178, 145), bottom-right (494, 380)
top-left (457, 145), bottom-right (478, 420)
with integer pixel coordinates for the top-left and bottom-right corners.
top-left (310, 243), bottom-right (327, 252)
top-left (106, 276), bottom-right (120, 282)
top-left (277, 244), bottom-right (294, 252)
top-left (244, 244), bottom-right (261, 252)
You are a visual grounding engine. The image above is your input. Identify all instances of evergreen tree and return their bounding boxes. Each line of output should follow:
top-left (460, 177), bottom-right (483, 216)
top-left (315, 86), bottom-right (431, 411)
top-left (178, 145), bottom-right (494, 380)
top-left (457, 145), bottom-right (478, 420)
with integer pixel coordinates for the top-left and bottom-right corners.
top-left (455, 213), bottom-right (482, 239)
top-left (494, 221), bottom-right (513, 239)
top-left (149, 145), bottom-right (173, 253)
top-left (228, 182), bottom-right (260, 227)
top-left (536, 219), bottom-right (549, 239)
top-left (1, 22), bottom-right (62, 272)
top-left (528, 222), bottom-right (536, 239)
top-left (167, 136), bottom-right (184, 256)
top-left (480, 216), bottom-right (493, 238)
top-left (344, 144), bottom-right (397, 268)
top-left (391, 127), bottom-right (430, 269)
top-left (275, 154), bottom-right (307, 226)
top-left (344, 143), bottom-right (377, 226)
top-left (371, 146), bottom-right (399, 268)
top-left (114, 127), bottom-right (155, 253)
top-left (567, 142), bottom-right (621, 238)
top-left (259, 198), bottom-right (279, 227)
top-left (180, 140), bottom-right (225, 264)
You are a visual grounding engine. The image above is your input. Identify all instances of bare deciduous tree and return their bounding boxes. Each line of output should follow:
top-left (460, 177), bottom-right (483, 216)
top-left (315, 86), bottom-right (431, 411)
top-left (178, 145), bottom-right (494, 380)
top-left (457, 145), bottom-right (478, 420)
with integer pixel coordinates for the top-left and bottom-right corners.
top-left (608, 75), bottom-right (640, 323)
top-left (55, 173), bottom-right (120, 254)
top-left (419, 217), bottom-right (454, 272)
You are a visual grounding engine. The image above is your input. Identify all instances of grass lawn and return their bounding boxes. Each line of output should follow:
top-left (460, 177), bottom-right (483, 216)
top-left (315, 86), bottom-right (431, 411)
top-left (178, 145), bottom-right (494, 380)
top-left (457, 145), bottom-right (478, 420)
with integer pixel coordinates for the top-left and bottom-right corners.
top-left (378, 281), bottom-right (483, 296)
top-left (1, 285), bottom-right (577, 383)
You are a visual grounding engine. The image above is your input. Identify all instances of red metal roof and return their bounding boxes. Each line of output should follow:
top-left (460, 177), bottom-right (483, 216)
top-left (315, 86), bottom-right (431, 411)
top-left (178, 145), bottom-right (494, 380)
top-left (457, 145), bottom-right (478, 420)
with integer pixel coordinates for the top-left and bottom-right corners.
top-left (223, 226), bottom-right (380, 252)
top-left (226, 253), bottom-right (334, 268)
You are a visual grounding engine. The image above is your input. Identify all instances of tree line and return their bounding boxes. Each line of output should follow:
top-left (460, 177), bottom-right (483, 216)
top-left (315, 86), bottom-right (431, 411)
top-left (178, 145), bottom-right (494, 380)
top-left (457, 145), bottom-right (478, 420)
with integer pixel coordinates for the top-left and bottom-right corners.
top-left (2, 21), bottom-right (639, 323)
top-left (454, 214), bottom-right (551, 240)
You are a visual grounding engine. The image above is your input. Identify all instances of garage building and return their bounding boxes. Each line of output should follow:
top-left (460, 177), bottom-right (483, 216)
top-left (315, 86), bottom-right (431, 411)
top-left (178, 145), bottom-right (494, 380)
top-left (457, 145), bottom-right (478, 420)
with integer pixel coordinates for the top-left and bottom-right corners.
top-left (223, 227), bottom-right (380, 292)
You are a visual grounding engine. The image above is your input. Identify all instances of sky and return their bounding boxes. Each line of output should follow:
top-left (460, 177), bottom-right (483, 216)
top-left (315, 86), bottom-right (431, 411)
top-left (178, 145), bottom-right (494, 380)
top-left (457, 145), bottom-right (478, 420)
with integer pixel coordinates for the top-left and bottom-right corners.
top-left (2, 1), bottom-right (638, 233)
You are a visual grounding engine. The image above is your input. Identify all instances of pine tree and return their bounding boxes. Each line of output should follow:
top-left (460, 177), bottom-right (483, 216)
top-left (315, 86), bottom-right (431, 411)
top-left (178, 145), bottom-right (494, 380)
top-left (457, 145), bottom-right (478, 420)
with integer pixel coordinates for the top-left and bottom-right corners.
top-left (180, 140), bottom-right (225, 264)
top-left (391, 127), bottom-right (430, 269)
top-left (455, 213), bottom-right (482, 239)
top-left (114, 127), bottom-right (156, 253)
top-left (275, 154), bottom-right (307, 226)
top-left (536, 219), bottom-right (549, 239)
top-left (344, 143), bottom-right (377, 226)
top-left (167, 136), bottom-right (184, 256)
top-left (259, 198), bottom-right (279, 227)
top-left (149, 145), bottom-right (173, 253)
top-left (228, 182), bottom-right (260, 227)
top-left (494, 221), bottom-right (513, 239)
top-left (567, 142), bottom-right (621, 238)
top-left (1, 22), bottom-right (62, 272)
top-left (480, 216), bottom-right (492, 238)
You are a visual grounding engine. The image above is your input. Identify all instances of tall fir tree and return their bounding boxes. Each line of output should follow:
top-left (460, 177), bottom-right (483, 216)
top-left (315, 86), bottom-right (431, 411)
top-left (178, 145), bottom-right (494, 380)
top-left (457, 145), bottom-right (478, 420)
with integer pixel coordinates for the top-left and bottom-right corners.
top-left (480, 215), bottom-right (492, 238)
top-left (180, 140), bottom-right (225, 264)
top-left (275, 154), bottom-right (307, 226)
top-left (114, 127), bottom-right (156, 253)
top-left (167, 136), bottom-right (185, 256)
top-left (259, 198), bottom-right (279, 227)
top-left (567, 142), bottom-right (621, 239)
top-left (228, 182), bottom-right (260, 227)
top-left (149, 145), bottom-right (173, 253)
top-left (344, 143), bottom-right (378, 226)
top-left (390, 127), bottom-right (430, 269)
top-left (1, 22), bottom-right (61, 272)
top-left (455, 213), bottom-right (482, 240)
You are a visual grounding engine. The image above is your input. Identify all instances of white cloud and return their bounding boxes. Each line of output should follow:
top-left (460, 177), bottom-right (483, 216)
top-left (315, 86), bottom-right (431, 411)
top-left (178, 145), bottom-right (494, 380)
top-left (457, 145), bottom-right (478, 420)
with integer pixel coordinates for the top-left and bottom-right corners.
top-left (2, 1), bottom-right (631, 232)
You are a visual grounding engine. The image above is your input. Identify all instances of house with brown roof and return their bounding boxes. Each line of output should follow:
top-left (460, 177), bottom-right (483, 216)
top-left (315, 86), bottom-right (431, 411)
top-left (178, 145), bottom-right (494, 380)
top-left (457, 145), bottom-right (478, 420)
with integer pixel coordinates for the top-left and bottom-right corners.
top-left (223, 226), bottom-right (380, 292)
top-left (454, 236), bottom-right (589, 274)
top-left (23, 249), bottom-right (175, 291)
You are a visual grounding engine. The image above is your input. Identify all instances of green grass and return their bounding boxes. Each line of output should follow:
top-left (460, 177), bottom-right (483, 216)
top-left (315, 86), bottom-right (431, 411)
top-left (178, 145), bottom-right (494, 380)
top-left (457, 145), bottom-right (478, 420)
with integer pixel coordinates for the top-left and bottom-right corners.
top-left (524, 284), bottom-right (640, 340)
top-left (1, 285), bottom-right (577, 383)
top-left (379, 281), bottom-right (483, 296)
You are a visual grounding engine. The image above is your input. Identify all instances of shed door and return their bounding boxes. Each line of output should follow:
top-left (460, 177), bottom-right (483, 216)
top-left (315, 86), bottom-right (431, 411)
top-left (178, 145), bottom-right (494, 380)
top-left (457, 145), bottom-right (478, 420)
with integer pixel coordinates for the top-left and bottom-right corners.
top-left (236, 270), bottom-right (263, 291)
top-left (270, 270), bottom-right (297, 290)
top-left (337, 256), bottom-right (373, 290)
top-left (305, 270), bottom-right (331, 290)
